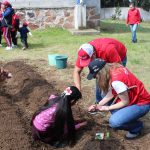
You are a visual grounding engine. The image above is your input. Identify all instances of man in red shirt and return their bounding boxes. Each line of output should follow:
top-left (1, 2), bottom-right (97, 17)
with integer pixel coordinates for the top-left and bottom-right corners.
top-left (126, 2), bottom-right (141, 43)
top-left (73, 38), bottom-right (127, 103)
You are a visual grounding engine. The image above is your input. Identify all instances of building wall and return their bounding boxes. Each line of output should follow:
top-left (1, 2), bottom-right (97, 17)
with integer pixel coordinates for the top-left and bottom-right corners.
top-left (0, 0), bottom-right (100, 29)
top-left (101, 7), bottom-right (150, 21)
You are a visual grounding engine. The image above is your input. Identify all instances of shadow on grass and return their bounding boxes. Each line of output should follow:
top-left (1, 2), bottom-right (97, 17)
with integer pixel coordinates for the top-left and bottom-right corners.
top-left (29, 43), bottom-right (45, 49)
top-left (100, 20), bottom-right (150, 34)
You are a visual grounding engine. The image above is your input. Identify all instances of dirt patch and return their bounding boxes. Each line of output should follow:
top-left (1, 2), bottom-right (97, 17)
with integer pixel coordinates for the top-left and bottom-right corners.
top-left (0, 60), bottom-right (150, 150)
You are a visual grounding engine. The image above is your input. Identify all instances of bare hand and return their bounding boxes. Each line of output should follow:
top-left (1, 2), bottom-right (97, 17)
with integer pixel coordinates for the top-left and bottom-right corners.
top-left (97, 105), bottom-right (109, 111)
top-left (88, 104), bottom-right (96, 112)
top-left (0, 67), bottom-right (12, 82)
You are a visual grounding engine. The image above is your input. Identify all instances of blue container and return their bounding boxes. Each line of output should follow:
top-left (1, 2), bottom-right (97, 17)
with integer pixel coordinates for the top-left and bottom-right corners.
top-left (76, 0), bottom-right (80, 4)
top-left (48, 54), bottom-right (59, 66)
top-left (55, 55), bottom-right (68, 69)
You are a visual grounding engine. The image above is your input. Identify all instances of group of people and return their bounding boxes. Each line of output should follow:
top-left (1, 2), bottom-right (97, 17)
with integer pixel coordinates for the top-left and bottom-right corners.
top-left (30, 37), bottom-right (150, 147)
top-left (0, 1), bottom-right (149, 149)
top-left (0, 1), bottom-right (32, 50)
top-left (73, 35), bottom-right (150, 139)
top-left (26, 2), bottom-right (149, 148)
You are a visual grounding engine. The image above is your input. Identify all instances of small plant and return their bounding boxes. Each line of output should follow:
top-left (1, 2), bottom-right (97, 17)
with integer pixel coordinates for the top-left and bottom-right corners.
top-left (111, 4), bottom-right (122, 20)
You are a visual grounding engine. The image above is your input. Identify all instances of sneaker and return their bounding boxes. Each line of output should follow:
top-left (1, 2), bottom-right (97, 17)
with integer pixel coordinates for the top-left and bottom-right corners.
top-left (125, 131), bottom-right (140, 139)
top-left (12, 44), bottom-right (18, 48)
top-left (0, 44), bottom-right (2, 47)
top-left (5, 46), bottom-right (13, 50)
top-left (22, 47), bottom-right (26, 50)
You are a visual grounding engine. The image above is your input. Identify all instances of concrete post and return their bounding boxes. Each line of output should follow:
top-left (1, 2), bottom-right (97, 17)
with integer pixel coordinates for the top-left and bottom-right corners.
top-left (74, 4), bottom-right (86, 29)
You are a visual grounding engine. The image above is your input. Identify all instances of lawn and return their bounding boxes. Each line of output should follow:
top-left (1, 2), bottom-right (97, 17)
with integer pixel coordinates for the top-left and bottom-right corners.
top-left (0, 19), bottom-right (150, 91)
top-left (0, 19), bottom-right (150, 150)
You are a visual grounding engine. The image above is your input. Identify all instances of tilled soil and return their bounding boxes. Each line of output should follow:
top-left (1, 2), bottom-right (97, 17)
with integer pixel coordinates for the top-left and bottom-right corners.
top-left (0, 60), bottom-right (150, 150)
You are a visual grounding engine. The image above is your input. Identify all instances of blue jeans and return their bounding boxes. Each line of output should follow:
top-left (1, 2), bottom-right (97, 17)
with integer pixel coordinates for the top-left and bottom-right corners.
top-left (109, 104), bottom-right (150, 133)
top-left (95, 57), bottom-right (127, 103)
top-left (130, 24), bottom-right (138, 43)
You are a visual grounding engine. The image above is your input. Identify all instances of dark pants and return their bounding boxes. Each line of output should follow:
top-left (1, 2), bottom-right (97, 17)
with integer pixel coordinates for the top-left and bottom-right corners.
top-left (11, 30), bottom-right (17, 45)
top-left (0, 29), bottom-right (2, 44)
top-left (21, 37), bottom-right (28, 48)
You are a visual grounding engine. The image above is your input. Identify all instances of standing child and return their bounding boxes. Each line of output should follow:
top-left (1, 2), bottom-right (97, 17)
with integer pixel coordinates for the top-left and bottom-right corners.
top-left (31, 86), bottom-right (87, 147)
top-left (0, 2), bottom-right (3, 46)
top-left (18, 22), bottom-right (32, 50)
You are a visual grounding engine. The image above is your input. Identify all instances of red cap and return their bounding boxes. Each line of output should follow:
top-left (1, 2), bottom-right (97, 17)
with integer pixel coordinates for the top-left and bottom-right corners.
top-left (77, 43), bottom-right (94, 67)
top-left (23, 22), bottom-right (28, 26)
top-left (2, 1), bottom-right (11, 7)
top-left (78, 49), bottom-right (92, 67)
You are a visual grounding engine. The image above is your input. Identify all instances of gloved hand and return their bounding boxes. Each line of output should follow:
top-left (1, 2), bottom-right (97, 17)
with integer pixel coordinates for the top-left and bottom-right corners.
top-left (29, 32), bottom-right (32, 36)
top-left (16, 31), bottom-right (20, 38)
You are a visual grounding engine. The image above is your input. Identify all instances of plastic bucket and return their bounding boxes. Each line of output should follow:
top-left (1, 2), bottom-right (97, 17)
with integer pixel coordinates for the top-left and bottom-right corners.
top-left (55, 55), bottom-right (68, 69)
top-left (48, 54), bottom-right (59, 66)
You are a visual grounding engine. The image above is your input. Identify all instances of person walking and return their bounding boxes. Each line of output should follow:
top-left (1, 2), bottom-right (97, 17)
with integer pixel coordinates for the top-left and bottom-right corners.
top-left (126, 2), bottom-right (141, 43)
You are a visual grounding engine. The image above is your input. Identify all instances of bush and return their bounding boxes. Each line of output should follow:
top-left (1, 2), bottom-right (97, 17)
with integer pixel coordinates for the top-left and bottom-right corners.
top-left (111, 5), bottom-right (122, 20)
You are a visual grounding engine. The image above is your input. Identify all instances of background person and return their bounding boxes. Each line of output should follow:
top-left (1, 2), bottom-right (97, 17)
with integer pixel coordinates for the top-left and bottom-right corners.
top-left (31, 86), bottom-right (87, 148)
top-left (18, 22), bottom-right (32, 50)
top-left (0, 2), bottom-right (3, 46)
top-left (126, 2), bottom-right (141, 43)
top-left (73, 38), bottom-right (127, 104)
top-left (10, 12), bottom-right (20, 48)
top-left (1, 1), bottom-right (14, 50)
top-left (88, 59), bottom-right (150, 139)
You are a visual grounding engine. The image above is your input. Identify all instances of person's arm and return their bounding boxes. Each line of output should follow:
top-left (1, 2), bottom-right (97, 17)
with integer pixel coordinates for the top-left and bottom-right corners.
top-left (2, 8), bottom-right (11, 18)
top-left (137, 9), bottom-right (141, 24)
top-left (98, 90), bottom-right (114, 106)
top-left (126, 11), bottom-right (129, 26)
top-left (97, 90), bottom-right (129, 111)
top-left (73, 66), bottom-right (83, 91)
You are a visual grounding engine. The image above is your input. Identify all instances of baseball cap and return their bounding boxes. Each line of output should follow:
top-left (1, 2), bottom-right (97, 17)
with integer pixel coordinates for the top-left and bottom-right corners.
top-left (23, 22), bottom-right (28, 26)
top-left (87, 58), bottom-right (106, 80)
top-left (78, 43), bottom-right (94, 67)
top-left (2, 1), bottom-right (11, 6)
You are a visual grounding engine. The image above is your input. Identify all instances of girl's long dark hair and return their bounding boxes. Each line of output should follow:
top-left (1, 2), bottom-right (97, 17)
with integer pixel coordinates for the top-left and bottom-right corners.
top-left (31, 86), bottom-right (82, 144)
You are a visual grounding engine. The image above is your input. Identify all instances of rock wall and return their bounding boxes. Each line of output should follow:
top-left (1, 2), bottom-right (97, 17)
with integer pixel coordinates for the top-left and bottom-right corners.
top-left (16, 7), bottom-right (100, 30)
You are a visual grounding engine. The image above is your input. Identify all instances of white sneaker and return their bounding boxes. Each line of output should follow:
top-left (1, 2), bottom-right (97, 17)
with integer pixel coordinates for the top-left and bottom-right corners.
top-left (126, 131), bottom-right (140, 139)
top-left (0, 44), bottom-right (2, 47)
top-left (5, 46), bottom-right (13, 50)
top-left (12, 45), bottom-right (18, 48)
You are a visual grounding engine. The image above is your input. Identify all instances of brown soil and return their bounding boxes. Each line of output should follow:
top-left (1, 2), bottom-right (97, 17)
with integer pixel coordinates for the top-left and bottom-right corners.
top-left (0, 60), bottom-right (150, 150)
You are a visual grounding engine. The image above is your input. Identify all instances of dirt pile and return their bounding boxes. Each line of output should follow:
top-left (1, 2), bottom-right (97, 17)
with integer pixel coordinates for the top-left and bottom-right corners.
top-left (0, 61), bottom-right (150, 150)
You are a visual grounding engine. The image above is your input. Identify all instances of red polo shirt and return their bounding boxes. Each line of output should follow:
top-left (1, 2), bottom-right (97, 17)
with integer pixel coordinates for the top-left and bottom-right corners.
top-left (110, 66), bottom-right (150, 106)
top-left (126, 8), bottom-right (141, 24)
top-left (76, 38), bottom-right (127, 68)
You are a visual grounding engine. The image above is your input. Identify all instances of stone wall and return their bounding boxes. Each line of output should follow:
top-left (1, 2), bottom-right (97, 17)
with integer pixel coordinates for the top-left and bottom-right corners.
top-left (87, 7), bottom-right (100, 29)
top-left (16, 7), bottom-right (100, 30)
top-left (16, 8), bottom-right (74, 29)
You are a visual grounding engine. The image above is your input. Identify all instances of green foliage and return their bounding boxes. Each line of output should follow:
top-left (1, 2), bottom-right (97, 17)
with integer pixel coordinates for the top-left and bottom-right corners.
top-left (101, 0), bottom-right (150, 12)
top-left (111, 5), bottom-right (122, 20)
top-left (141, 0), bottom-right (150, 11)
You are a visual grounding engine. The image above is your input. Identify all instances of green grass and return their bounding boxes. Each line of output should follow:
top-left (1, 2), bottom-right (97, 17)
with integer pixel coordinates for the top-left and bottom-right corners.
top-left (0, 19), bottom-right (150, 90)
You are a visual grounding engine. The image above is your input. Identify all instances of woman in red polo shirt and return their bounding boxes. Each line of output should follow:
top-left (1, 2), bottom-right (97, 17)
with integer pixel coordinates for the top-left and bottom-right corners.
top-left (88, 59), bottom-right (150, 139)
top-left (126, 2), bottom-right (141, 43)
